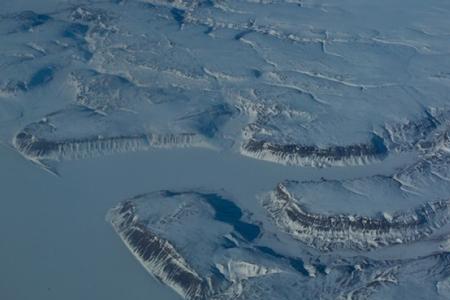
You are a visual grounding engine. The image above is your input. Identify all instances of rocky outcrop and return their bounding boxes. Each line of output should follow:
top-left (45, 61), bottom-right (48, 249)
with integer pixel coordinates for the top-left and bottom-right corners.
top-left (107, 189), bottom-right (450, 300)
top-left (263, 183), bottom-right (450, 251)
top-left (108, 200), bottom-right (213, 300)
top-left (106, 191), bottom-right (265, 300)
top-left (13, 130), bottom-right (199, 161)
top-left (241, 134), bottom-right (387, 167)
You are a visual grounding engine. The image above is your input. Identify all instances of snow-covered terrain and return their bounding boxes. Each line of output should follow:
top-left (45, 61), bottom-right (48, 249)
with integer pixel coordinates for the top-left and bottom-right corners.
top-left (263, 111), bottom-right (450, 251)
top-left (2, 0), bottom-right (450, 299)
top-left (3, 0), bottom-right (449, 167)
top-left (108, 189), bottom-right (450, 299)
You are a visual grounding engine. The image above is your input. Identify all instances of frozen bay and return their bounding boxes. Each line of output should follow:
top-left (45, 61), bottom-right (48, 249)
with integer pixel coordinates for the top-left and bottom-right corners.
top-left (0, 141), bottom-right (414, 299)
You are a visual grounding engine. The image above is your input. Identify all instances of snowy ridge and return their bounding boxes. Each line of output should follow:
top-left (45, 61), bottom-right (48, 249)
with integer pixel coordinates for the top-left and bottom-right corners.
top-left (107, 200), bottom-right (210, 300)
top-left (262, 109), bottom-right (450, 250)
top-left (264, 183), bottom-right (450, 251)
top-left (105, 191), bottom-right (289, 300)
top-left (240, 107), bottom-right (450, 167)
top-left (13, 130), bottom-right (201, 161)
top-left (107, 189), bottom-right (450, 300)
top-left (240, 135), bottom-right (387, 167)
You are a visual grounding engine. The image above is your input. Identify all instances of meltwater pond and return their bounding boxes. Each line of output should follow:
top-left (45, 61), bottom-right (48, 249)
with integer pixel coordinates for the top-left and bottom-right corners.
top-left (0, 143), bottom-right (415, 300)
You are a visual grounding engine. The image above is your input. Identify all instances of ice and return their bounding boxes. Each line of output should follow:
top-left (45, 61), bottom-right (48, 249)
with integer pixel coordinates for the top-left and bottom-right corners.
top-left (2, 0), bottom-right (450, 299)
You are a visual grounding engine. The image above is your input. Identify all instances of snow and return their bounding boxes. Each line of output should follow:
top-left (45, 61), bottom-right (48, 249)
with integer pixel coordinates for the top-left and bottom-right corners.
top-left (2, 0), bottom-right (450, 299)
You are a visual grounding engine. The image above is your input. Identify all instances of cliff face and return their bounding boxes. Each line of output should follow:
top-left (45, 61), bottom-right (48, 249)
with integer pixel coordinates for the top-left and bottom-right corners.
top-left (14, 129), bottom-right (198, 161)
top-left (106, 191), bottom-right (266, 300)
top-left (108, 200), bottom-right (211, 300)
top-left (11, 100), bottom-right (207, 163)
top-left (240, 108), bottom-right (450, 167)
top-left (241, 134), bottom-right (387, 167)
top-left (263, 115), bottom-right (450, 251)
top-left (264, 183), bottom-right (450, 251)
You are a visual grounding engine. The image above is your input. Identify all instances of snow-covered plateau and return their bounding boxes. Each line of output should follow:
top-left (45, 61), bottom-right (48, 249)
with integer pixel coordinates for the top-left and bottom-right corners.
top-left (2, 0), bottom-right (450, 299)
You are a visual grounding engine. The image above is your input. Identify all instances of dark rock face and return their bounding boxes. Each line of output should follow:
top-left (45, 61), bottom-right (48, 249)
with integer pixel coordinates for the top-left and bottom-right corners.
top-left (13, 125), bottom-right (198, 161)
top-left (261, 107), bottom-right (450, 251)
top-left (107, 191), bottom-right (294, 300)
top-left (243, 133), bottom-right (387, 166)
top-left (241, 108), bottom-right (450, 167)
top-left (109, 200), bottom-right (213, 300)
top-left (264, 183), bottom-right (450, 251)
top-left (14, 132), bottom-right (59, 158)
